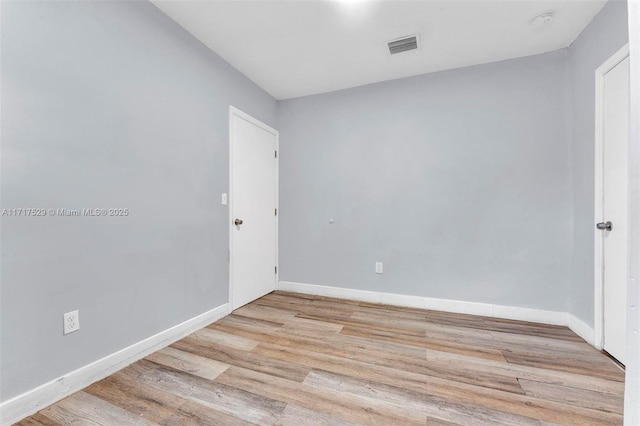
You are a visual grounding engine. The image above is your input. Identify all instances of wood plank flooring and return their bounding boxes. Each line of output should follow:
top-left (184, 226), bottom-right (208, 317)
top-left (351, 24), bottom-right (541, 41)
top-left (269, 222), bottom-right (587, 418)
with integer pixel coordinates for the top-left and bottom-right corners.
top-left (17, 291), bottom-right (625, 425)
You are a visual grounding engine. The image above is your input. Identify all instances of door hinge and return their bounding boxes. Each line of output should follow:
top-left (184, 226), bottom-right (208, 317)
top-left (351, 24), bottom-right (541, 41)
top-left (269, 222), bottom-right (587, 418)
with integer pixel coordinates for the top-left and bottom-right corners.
top-left (275, 208), bottom-right (277, 216)
top-left (275, 150), bottom-right (278, 158)
top-left (275, 266), bottom-right (277, 274)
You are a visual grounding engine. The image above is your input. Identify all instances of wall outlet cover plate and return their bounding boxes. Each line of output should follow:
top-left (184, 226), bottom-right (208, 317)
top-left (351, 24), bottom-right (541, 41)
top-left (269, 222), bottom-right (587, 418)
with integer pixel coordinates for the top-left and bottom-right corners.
top-left (63, 310), bottom-right (80, 335)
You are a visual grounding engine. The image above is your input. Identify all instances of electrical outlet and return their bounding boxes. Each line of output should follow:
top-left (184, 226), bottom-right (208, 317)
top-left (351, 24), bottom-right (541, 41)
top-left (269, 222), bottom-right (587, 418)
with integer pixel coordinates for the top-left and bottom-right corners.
top-left (63, 310), bottom-right (80, 335)
top-left (375, 262), bottom-right (383, 274)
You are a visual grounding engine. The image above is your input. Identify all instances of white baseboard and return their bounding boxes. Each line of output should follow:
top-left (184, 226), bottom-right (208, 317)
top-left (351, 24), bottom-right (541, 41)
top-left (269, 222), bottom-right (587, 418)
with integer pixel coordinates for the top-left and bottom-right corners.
top-left (0, 303), bottom-right (230, 426)
top-left (568, 313), bottom-right (596, 346)
top-left (278, 281), bottom-right (595, 342)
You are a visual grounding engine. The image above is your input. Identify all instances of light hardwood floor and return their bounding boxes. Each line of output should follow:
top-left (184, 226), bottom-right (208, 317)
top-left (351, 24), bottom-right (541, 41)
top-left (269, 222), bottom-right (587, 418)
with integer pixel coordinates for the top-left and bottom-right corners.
top-left (17, 291), bottom-right (625, 425)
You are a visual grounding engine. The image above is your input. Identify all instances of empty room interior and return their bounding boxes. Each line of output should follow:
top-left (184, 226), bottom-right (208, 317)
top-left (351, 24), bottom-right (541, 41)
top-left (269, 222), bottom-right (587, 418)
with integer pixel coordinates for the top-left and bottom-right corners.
top-left (1, 0), bottom-right (640, 425)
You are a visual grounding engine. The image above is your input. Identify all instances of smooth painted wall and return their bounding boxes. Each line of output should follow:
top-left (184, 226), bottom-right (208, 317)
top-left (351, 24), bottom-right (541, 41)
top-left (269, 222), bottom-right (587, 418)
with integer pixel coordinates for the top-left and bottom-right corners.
top-left (278, 50), bottom-right (573, 312)
top-left (0, 0), bottom-right (276, 401)
top-left (568, 0), bottom-right (629, 326)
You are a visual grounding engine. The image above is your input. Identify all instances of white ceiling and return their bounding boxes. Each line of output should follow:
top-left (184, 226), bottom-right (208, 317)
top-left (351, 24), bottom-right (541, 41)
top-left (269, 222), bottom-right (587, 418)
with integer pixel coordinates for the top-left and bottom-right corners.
top-left (151, 0), bottom-right (607, 100)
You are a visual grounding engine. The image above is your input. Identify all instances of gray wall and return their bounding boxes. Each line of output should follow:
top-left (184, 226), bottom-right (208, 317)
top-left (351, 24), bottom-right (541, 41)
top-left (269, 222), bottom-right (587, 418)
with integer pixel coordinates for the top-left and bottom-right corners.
top-left (0, 0), bottom-right (276, 401)
top-left (568, 0), bottom-right (629, 326)
top-left (278, 50), bottom-right (573, 312)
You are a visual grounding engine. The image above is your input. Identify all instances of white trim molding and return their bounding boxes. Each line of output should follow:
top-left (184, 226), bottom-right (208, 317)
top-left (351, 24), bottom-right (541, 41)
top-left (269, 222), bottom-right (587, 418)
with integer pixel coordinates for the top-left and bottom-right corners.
top-left (278, 281), bottom-right (594, 343)
top-left (0, 303), bottom-right (230, 426)
top-left (594, 43), bottom-right (630, 350)
top-left (624, 1), bottom-right (640, 423)
top-left (568, 314), bottom-right (596, 346)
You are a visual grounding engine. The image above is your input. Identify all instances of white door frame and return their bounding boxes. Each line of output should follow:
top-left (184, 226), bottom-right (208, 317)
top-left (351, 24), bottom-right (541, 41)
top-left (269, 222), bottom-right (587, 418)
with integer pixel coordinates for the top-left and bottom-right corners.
top-left (228, 106), bottom-right (279, 310)
top-left (594, 43), bottom-right (630, 349)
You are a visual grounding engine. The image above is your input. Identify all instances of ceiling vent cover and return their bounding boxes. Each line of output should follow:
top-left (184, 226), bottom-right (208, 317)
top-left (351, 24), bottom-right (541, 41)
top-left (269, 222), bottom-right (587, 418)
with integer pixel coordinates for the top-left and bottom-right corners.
top-left (388, 35), bottom-right (418, 55)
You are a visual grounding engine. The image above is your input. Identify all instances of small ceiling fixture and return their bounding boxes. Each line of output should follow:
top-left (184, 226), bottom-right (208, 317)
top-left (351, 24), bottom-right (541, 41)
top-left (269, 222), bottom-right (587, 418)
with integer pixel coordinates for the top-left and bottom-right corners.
top-left (388, 35), bottom-right (419, 55)
top-left (531, 12), bottom-right (554, 28)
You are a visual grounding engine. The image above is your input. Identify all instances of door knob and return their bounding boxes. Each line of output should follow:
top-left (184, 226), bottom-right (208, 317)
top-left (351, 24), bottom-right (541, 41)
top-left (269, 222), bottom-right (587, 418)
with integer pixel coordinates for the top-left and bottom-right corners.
top-left (234, 218), bottom-right (243, 226)
top-left (596, 221), bottom-right (612, 231)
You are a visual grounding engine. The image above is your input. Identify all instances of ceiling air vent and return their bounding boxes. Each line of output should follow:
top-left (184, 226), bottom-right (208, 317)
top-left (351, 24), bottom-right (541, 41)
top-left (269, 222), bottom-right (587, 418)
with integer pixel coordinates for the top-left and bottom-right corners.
top-left (387, 35), bottom-right (418, 55)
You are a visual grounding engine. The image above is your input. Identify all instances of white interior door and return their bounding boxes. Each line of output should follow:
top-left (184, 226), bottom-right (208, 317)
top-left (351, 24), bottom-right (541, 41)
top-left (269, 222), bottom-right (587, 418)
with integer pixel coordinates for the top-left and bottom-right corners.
top-left (230, 107), bottom-right (278, 310)
top-left (601, 55), bottom-right (630, 365)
